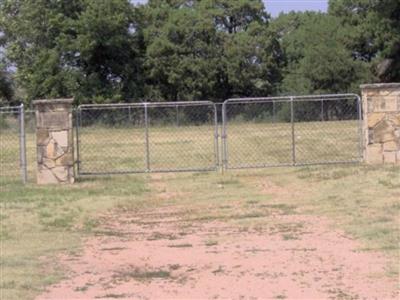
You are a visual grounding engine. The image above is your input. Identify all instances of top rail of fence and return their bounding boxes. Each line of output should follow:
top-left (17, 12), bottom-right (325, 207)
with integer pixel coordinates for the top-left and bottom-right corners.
top-left (78, 101), bottom-right (216, 110)
top-left (0, 104), bottom-right (24, 113)
top-left (224, 93), bottom-right (360, 104)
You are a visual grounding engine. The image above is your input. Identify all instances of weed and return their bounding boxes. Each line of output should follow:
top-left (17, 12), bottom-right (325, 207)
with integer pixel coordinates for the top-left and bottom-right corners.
top-left (96, 294), bottom-right (128, 298)
top-left (235, 212), bottom-right (266, 219)
top-left (212, 266), bottom-right (224, 275)
top-left (40, 213), bottom-right (76, 229)
top-left (100, 247), bottom-right (126, 251)
top-left (74, 285), bottom-right (89, 292)
top-left (216, 178), bottom-right (240, 185)
top-left (282, 234), bottom-right (299, 240)
top-left (169, 264), bottom-right (181, 271)
top-left (117, 269), bottom-right (171, 281)
top-left (378, 179), bottom-right (400, 189)
top-left (147, 232), bottom-right (177, 241)
top-left (259, 204), bottom-right (297, 215)
top-left (168, 243), bottom-right (193, 248)
top-left (205, 240), bottom-right (218, 246)
top-left (83, 217), bottom-right (100, 232)
top-left (247, 200), bottom-right (259, 205)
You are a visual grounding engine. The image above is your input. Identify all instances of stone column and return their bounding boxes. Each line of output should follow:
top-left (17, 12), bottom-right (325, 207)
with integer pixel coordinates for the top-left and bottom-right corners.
top-left (33, 99), bottom-right (75, 184)
top-left (360, 83), bottom-right (400, 164)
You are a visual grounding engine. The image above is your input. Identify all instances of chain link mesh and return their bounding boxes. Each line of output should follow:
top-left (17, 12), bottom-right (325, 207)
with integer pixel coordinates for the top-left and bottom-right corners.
top-left (0, 107), bottom-right (36, 184)
top-left (0, 106), bottom-right (21, 183)
top-left (25, 110), bottom-right (37, 181)
top-left (222, 94), bottom-right (362, 169)
top-left (77, 105), bottom-right (146, 175)
top-left (76, 102), bottom-right (218, 175)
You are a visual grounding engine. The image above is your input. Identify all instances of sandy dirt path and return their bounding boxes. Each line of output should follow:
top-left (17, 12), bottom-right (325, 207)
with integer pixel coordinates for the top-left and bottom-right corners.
top-left (37, 177), bottom-right (399, 300)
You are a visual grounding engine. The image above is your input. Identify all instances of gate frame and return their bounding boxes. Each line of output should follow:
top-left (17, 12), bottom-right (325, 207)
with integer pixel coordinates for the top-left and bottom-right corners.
top-left (75, 101), bottom-right (219, 176)
top-left (222, 93), bottom-right (363, 170)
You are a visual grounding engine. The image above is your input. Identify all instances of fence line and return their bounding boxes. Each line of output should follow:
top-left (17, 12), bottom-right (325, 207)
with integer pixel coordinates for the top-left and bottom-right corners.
top-left (1, 94), bottom-right (363, 183)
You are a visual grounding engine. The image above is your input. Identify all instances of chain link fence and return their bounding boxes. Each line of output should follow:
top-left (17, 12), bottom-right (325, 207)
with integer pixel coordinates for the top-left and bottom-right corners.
top-left (76, 102), bottom-right (218, 175)
top-left (0, 94), bottom-right (363, 182)
top-left (222, 94), bottom-right (362, 169)
top-left (0, 105), bottom-right (37, 184)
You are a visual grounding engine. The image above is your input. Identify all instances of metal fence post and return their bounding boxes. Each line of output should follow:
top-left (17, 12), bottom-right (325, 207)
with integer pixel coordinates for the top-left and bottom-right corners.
top-left (321, 99), bottom-right (324, 121)
top-left (19, 104), bottom-right (27, 184)
top-left (144, 103), bottom-right (150, 172)
top-left (356, 95), bottom-right (363, 162)
top-left (176, 105), bottom-right (179, 127)
top-left (75, 107), bottom-right (81, 177)
top-left (213, 104), bottom-right (219, 170)
top-left (273, 100), bottom-right (276, 123)
top-left (290, 97), bottom-right (296, 166)
top-left (221, 102), bottom-right (228, 170)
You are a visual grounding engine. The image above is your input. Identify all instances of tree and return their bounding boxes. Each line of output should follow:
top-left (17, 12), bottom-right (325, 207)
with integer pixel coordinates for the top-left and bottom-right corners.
top-left (139, 2), bottom-right (223, 101)
top-left (271, 12), bottom-right (372, 95)
top-left (139, 0), bottom-right (283, 101)
top-left (72, 0), bottom-right (142, 103)
top-left (0, 0), bottom-right (82, 102)
top-left (0, 29), bottom-right (13, 103)
top-left (329, 0), bottom-right (400, 81)
top-left (0, 0), bottom-right (142, 104)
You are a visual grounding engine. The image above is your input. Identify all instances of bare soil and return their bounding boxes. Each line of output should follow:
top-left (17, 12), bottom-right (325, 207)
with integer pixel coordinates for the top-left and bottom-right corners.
top-left (36, 204), bottom-right (399, 299)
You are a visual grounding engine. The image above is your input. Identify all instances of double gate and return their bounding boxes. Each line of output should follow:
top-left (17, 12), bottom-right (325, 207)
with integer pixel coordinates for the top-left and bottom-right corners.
top-left (75, 94), bottom-right (362, 176)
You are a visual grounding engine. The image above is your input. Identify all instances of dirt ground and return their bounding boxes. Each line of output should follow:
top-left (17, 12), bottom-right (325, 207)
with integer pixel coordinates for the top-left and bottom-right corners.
top-left (36, 181), bottom-right (399, 300)
top-left (36, 211), bottom-right (399, 299)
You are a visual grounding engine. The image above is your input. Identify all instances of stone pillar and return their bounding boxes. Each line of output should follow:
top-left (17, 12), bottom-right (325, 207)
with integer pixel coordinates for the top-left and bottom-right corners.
top-left (360, 83), bottom-right (400, 164)
top-left (33, 99), bottom-right (75, 184)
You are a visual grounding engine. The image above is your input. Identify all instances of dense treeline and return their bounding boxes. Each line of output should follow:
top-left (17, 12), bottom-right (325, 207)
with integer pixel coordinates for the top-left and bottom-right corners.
top-left (0, 0), bottom-right (399, 105)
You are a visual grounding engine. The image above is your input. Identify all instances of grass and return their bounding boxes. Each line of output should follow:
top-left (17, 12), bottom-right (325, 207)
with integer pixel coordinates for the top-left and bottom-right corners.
top-left (0, 122), bottom-right (399, 299)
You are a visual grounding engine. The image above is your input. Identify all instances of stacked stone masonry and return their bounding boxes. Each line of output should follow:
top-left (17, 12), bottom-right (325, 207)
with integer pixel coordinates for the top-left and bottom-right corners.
top-left (34, 99), bottom-right (75, 184)
top-left (361, 83), bottom-right (400, 165)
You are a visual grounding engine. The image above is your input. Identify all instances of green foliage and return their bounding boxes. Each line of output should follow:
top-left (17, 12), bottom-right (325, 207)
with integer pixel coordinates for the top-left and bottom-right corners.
top-left (0, 0), bottom-right (398, 104)
top-left (72, 0), bottom-right (142, 103)
top-left (271, 12), bottom-right (373, 95)
top-left (141, 3), bottom-right (223, 100)
top-left (0, 0), bottom-right (141, 104)
top-left (140, 0), bottom-right (283, 101)
top-left (0, 0), bottom-right (81, 102)
top-left (329, 0), bottom-right (400, 81)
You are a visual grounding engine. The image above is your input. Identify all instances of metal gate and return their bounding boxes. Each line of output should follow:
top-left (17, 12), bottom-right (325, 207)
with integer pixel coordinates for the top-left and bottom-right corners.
top-left (76, 101), bottom-right (219, 175)
top-left (76, 94), bottom-right (362, 176)
top-left (222, 94), bottom-right (362, 169)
